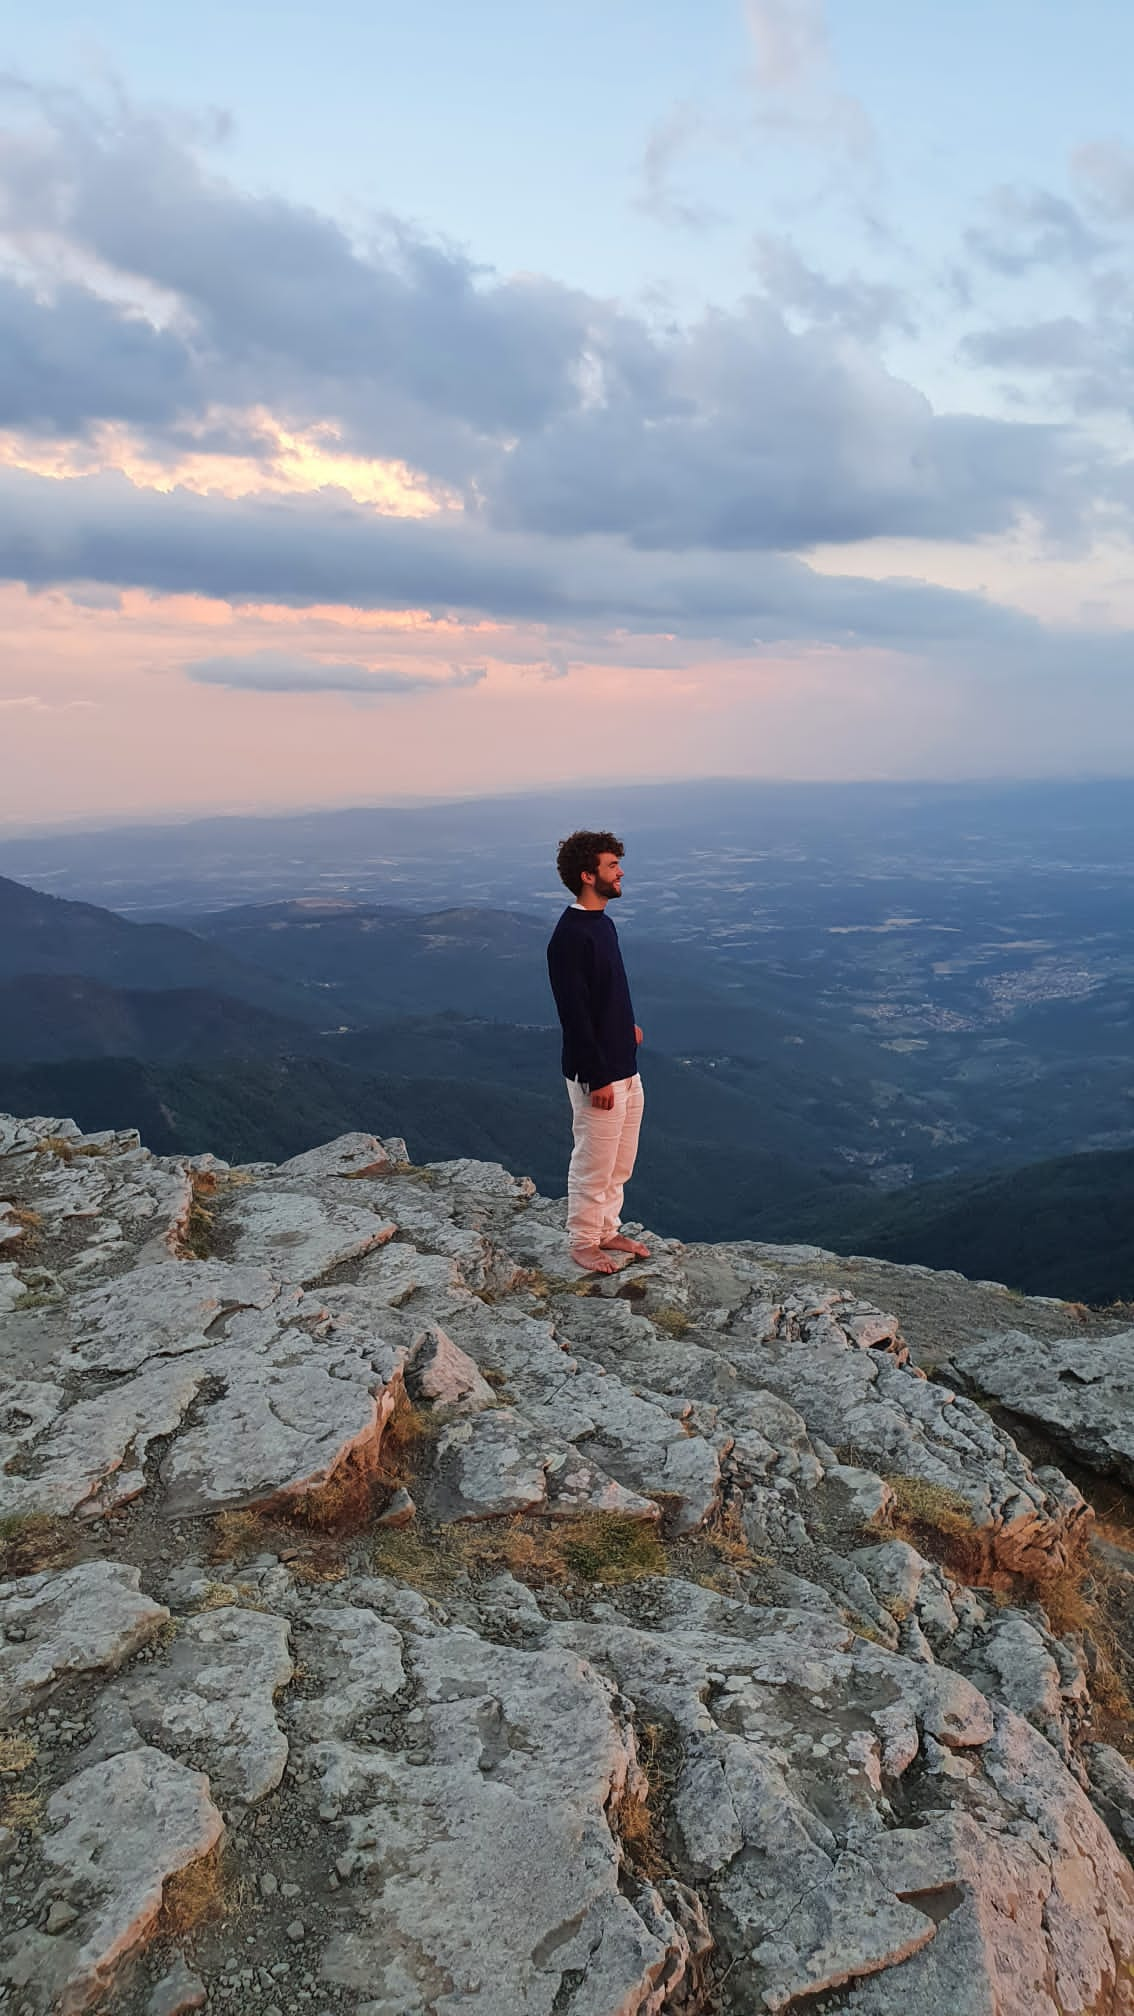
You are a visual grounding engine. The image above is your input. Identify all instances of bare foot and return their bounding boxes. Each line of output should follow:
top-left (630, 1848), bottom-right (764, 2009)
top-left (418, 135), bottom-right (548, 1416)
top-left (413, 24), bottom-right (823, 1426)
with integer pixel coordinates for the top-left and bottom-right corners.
top-left (600, 1235), bottom-right (650, 1259)
top-left (570, 1244), bottom-right (624, 1274)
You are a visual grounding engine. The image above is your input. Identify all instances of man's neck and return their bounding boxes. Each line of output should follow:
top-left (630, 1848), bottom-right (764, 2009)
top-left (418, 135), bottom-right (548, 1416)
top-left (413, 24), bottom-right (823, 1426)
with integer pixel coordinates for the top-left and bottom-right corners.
top-left (574, 892), bottom-right (608, 913)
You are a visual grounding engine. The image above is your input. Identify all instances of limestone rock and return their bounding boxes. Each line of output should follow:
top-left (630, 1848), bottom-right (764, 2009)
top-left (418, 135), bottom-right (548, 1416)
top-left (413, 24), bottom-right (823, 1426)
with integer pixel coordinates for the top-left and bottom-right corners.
top-left (553, 1577), bottom-right (1134, 2016)
top-left (293, 1603), bottom-right (405, 1740)
top-left (95, 1605), bottom-right (293, 1804)
top-left (0, 1562), bottom-right (168, 1719)
top-left (1, 1356), bottom-right (211, 1519)
top-left (429, 1300), bottom-right (723, 1530)
top-left (958, 1609), bottom-right (1089, 1756)
top-left (724, 1286), bottom-right (1091, 1576)
top-left (949, 1327), bottom-right (1134, 1486)
top-left (158, 1329), bottom-right (403, 1518)
top-left (4, 1109), bottom-right (1134, 2016)
top-left (219, 1186), bottom-right (396, 1283)
top-left (71, 1259), bottom-right (286, 1374)
top-left (0, 1747), bottom-right (224, 2015)
top-left (1085, 1741), bottom-right (1134, 1858)
top-left (147, 1953), bottom-right (207, 2015)
top-left (430, 1405), bottom-right (662, 1522)
top-left (276, 1132), bottom-right (393, 1180)
top-left (405, 1322), bottom-right (494, 1409)
top-left (311, 1629), bottom-right (694, 2016)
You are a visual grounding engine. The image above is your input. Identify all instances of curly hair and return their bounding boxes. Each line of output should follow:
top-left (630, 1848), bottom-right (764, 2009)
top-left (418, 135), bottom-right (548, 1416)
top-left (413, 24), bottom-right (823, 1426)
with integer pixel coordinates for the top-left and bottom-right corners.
top-left (555, 829), bottom-right (624, 897)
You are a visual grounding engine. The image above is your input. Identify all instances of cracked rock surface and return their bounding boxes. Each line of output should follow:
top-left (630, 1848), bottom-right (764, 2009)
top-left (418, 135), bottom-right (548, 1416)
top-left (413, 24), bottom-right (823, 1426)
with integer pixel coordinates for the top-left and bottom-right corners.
top-left (2, 1110), bottom-right (1134, 2016)
top-left (948, 1326), bottom-right (1134, 1487)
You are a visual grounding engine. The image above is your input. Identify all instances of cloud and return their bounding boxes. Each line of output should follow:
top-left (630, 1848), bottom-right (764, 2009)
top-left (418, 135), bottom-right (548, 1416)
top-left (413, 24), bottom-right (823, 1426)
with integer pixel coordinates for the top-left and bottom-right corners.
top-left (486, 301), bottom-right (1078, 549)
top-left (0, 460), bottom-right (1056, 652)
top-left (182, 648), bottom-right (486, 694)
top-left (520, 646), bottom-right (571, 681)
top-left (0, 693), bottom-right (96, 710)
top-left (0, 85), bottom-right (1086, 560)
top-left (744, 0), bottom-right (830, 90)
top-left (962, 318), bottom-right (1093, 373)
top-left (742, 0), bottom-right (874, 160)
top-left (0, 83), bottom-right (596, 475)
top-left (636, 103), bottom-right (726, 232)
top-left (752, 234), bottom-right (915, 338)
top-left (1073, 143), bottom-right (1134, 218)
top-left (0, 276), bottom-right (196, 434)
top-left (964, 186), bottom-right (1110, 277)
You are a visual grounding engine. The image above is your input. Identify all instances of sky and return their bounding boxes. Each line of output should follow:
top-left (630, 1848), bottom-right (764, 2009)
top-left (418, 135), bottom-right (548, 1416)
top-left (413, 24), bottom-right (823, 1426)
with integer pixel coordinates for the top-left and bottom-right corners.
top-left (2, 0), bottom-right (1134, 827)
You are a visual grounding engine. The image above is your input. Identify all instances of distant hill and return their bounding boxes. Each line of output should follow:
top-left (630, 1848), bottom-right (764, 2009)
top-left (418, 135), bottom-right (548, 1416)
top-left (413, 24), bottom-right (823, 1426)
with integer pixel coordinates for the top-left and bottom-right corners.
top-left (0, 975), bottom-right (310, 1064)
top-left (0, 1054), bottom-right (859, 1245)
top-left (814, 1144), bottom-right (1134, 1305)
top-left (0, 875), bottom-right (324, 1023)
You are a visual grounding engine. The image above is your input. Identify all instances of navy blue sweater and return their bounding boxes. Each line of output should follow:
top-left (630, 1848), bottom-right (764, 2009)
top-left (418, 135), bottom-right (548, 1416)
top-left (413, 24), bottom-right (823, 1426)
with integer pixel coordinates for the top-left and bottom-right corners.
top-left (546, 907), bottom-right (638, 1090)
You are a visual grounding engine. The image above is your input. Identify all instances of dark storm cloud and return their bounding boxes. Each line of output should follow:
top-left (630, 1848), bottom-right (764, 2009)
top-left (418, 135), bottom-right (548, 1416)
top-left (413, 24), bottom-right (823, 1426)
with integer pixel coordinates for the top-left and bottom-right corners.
top-left (0, 87), bottom-right (1100, 556)
top-left (0, 461), bottom-right (1042, 651)
top-left (184, 650), bottom-right (486, 694)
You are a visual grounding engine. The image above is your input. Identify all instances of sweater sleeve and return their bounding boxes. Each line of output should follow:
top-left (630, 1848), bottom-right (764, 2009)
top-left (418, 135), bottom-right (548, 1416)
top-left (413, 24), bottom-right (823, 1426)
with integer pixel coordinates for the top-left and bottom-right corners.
top-left (546, 929), bottom-right (612, 1089)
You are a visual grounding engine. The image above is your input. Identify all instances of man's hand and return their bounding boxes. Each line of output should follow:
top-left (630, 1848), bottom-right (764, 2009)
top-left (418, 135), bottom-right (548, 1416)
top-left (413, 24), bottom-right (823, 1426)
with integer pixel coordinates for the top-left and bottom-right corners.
top-left (634, 1025), bottom-right (644, 1045)
top-left (590, 1085), bottom-right (615, 1110)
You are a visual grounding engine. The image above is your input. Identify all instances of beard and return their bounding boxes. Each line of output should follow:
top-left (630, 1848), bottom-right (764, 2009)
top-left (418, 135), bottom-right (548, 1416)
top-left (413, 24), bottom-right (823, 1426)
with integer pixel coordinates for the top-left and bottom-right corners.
top-left (594, 874), bottom-right (622, 899)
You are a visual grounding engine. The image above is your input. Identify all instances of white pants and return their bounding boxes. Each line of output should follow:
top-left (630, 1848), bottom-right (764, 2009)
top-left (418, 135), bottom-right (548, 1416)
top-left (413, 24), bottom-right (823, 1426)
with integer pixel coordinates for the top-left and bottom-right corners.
top-left (565, 1074), bottom-right (644, 1249)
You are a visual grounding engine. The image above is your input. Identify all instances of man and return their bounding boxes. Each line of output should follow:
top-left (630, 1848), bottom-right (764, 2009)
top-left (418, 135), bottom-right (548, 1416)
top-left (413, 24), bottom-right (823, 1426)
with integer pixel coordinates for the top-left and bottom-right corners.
top-left (546, 830), bottom-right (649, 1274)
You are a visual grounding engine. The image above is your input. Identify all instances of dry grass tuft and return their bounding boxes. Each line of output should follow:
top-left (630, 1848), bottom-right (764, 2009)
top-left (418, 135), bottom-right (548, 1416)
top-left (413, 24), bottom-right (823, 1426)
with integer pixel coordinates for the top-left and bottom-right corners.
top-left (0, 1788), bottom-right (43, 1833)
top-left (286, 1460), bottom-right (374, 1535)
top-left (12, 1286), bottom-right (62, 1312)
top-left (158, 1840), bottom-right (233, 1937)
top-left (515, 1266), bottom-right (580, 1302)
top-left (0, 1512), bottom-right (77, 1580)
top-left (649, 1304), bottom-right (691, 1339)
top-left (560, 1514), bottom-right (668, 1585)
top-left (885, 1475), bottom-right (975, 1536)
top-left (206, 1510), bottom-right (276, 1566)
top-left (288, 1391), bottom-right (440, 1535)
top-left (609, 1721), bottom-right (679, 1883)
top-left (370, 1523), bottom-right (464, 1593)
top-left (371, 1509), bottom-right (668, 1594)
top-left (879, 1474), bottom-right (987, 1582)
top-left (0, 1734), bottom-right (37, 1774)
top-left (183, 1170), bottom-right (219, 1260)
top-left (1031, 1563), bottom-right (1094, 1639)
top-left (700, 1498), bottom-right (755, 1566)
top-left (3, 1204), bottom-right (42, 1244)
top-left (376, 1393), bottom-right (439, 1492)
top-left (36, 1136), bottom-right (76, 1162)
top-left (193, 1580), bottom-right (241, 1611)
top-left (289, 1550), bottom-right (348, 1585)
top-left (33, 1136), bottom-right (110, 1164)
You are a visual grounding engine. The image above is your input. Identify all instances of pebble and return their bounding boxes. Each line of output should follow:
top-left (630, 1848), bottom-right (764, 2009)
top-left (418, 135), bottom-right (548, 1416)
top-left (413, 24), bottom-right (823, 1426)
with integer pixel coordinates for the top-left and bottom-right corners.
top-left (44, 1900), bottom-right (78, 1934)
top-left (281, 1881), bottom-right (301, 1898)
top-left (259, 1872), bottom-right (278, 1895)
top-left (286, 1918), bottom-right (306, 1943)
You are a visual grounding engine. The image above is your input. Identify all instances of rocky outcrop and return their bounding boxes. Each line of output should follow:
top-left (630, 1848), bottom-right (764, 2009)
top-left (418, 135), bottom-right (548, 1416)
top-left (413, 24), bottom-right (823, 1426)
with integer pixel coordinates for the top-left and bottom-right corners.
top-left (2, 1110), bottom-right (1133, 2015)
top-left (949, 1326), bottom-right (1134, 1486)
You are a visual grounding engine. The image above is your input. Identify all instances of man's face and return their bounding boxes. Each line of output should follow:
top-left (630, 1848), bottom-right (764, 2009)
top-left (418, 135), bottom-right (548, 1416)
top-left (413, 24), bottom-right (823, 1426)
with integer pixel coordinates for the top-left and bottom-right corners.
top-left (589, 852), bottom-right (623, 900)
